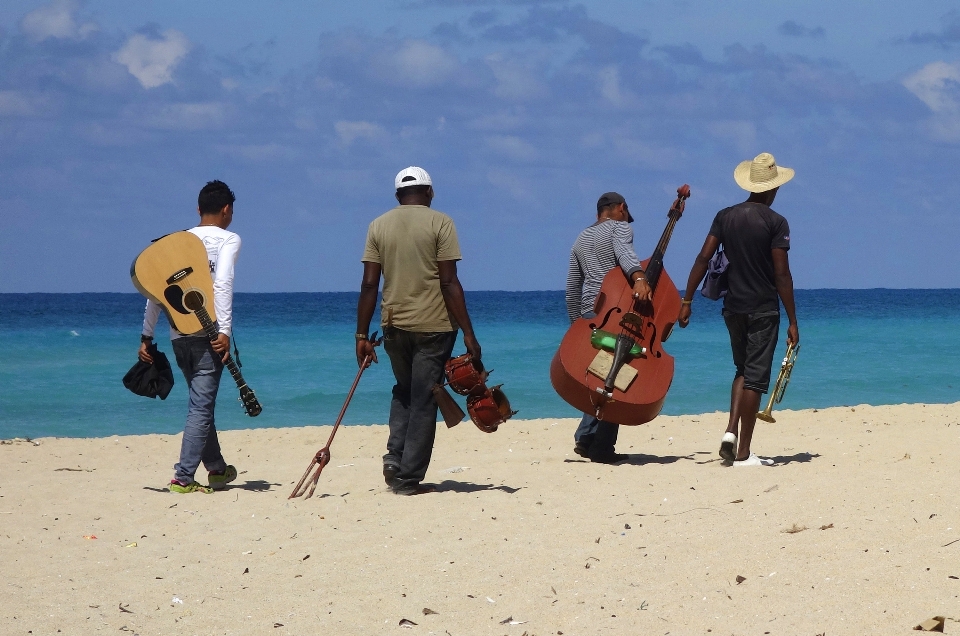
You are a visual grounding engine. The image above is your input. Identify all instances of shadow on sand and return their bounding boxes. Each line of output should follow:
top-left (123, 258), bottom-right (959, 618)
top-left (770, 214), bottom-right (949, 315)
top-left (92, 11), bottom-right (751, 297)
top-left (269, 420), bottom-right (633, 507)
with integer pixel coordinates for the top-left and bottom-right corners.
top-left (766, 452), bottom-right (821, 466)
top-left (563, 453), bottom-right (695, 466)
top-left (432, 480), bottom-right (522, 494)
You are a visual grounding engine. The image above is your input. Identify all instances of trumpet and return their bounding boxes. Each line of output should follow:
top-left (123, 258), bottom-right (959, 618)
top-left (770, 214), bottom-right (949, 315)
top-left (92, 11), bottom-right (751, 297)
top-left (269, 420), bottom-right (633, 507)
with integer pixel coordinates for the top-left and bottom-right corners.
top-left (756, 342), bottom-right (799, 423)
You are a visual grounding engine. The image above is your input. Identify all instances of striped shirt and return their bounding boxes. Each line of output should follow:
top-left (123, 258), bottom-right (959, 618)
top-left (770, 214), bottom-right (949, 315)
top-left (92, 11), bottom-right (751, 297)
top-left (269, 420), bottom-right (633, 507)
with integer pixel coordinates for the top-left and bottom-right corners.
top-left (565, 220), bottom-right (643, 323)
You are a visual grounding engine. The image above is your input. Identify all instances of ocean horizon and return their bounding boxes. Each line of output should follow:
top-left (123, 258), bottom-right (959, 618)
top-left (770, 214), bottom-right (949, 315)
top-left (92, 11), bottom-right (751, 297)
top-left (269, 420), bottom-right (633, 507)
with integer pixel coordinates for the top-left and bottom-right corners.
top-left (1, 289), bottom-right (958, 440)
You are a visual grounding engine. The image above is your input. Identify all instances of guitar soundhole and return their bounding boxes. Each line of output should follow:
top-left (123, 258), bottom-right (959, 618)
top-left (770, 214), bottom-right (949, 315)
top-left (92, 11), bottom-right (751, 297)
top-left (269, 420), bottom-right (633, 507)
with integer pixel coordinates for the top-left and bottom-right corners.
top-left (163, 286), bottom-right (189, 315)
top-left (183, 290), bottom-right (205, 312)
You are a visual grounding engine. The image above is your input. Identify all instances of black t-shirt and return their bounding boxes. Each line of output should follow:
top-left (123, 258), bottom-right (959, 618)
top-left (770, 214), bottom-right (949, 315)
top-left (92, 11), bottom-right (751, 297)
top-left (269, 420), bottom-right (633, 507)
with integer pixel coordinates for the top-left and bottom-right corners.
top-left (708, 202), bottom-right (791, 314)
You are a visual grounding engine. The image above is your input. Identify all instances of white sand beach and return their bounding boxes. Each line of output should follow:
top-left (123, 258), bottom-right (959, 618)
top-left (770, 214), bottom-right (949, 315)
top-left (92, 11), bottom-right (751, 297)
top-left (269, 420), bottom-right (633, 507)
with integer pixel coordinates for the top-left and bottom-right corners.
top-left (2, 403), bottom-right (960, 635)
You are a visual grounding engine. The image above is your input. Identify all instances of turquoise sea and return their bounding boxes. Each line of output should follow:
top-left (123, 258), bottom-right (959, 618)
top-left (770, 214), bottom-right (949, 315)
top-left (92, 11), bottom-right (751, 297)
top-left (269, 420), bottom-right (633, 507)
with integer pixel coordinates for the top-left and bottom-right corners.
top-left (1, 290), bottom-right (958, 439)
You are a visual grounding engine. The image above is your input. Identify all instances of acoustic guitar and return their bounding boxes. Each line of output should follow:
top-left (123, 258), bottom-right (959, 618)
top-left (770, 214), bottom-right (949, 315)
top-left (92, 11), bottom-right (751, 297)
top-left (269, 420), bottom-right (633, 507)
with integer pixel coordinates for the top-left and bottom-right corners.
top-left (130, 231), bottom-right (262, 417)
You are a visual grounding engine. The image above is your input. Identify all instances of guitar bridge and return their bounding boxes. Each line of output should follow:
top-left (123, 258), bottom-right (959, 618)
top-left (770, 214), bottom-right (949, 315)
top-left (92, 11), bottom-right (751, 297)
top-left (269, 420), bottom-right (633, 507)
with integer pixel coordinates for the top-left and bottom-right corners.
top-left (166, 267), bottom-right (193, 284)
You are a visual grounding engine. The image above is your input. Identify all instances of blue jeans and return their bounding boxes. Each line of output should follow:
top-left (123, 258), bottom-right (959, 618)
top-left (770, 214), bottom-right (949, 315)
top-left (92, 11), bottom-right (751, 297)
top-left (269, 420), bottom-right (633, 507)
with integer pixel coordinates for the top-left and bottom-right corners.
top-left (574, 415), bottom-right (619, 458)
top-left (573, 310), bottom-right (619, 459)
top-left (172, 337), bottom-right (228, 483)
top-left (382, 327), bottom-right (457, 489)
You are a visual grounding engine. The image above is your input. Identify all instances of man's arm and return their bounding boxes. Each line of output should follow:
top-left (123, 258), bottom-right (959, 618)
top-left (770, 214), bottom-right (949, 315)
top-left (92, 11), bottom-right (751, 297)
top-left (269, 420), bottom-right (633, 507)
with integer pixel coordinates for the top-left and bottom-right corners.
top-left (565, 251), bottom-right (584, 324)
top-left (438, 260), bottom-right (481, 361)
top-left (678, 234), bottom-right (720, 328)
top-left (137, 299), bottom-right (162, 363)
top-left (208, 235), bottom-right (241, 362)
top-left (611, 223), bottom-right (652, 301)
top-left (356, 261), bottom-right (382, 368)
top-left (772, 248), bottom-right (799, 345)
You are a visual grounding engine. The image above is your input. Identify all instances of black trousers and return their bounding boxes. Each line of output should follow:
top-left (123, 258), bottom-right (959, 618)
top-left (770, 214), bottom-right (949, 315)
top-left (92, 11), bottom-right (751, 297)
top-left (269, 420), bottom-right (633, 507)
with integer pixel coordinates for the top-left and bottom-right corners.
top-left (382, 327), bottom-right (458, 488)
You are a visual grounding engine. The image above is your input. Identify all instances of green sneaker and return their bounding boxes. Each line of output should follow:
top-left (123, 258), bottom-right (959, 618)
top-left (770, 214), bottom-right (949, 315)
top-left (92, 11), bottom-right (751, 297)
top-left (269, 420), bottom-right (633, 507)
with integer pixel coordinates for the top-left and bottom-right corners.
top-left (207, 465), bottom-right (237, 491)
top-left (169, 479), bottom-right (213, 494)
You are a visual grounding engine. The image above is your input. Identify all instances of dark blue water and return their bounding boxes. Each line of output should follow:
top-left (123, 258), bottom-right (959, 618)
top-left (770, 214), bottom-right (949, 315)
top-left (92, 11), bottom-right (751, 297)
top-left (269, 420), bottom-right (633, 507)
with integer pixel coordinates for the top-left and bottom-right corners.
top-left (1, 290), bottom-right (958, 439)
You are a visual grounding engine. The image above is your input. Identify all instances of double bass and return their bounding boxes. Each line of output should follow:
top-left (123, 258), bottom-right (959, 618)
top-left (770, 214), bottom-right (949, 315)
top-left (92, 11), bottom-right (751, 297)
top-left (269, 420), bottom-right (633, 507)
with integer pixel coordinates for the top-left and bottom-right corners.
top-left (550, 185), bottom-right (690, 425)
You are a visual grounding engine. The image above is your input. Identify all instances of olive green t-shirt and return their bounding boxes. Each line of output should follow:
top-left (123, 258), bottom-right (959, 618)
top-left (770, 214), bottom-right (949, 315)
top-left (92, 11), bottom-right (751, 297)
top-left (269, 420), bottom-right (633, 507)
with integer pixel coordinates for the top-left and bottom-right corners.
top-left (362, 205), bottom-right (462, 332)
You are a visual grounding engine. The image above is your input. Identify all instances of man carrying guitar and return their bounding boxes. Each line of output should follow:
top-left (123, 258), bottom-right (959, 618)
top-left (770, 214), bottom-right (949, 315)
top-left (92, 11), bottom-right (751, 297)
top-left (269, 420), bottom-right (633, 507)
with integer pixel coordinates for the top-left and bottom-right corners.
top-left (565, 192), bottom-right (652, 463)
top-left (138, 180), bottom-right (241, 493)
top-left (356, 167), bottom-right (482, 495)
top-left (678, 153), bottom-right (800, 467)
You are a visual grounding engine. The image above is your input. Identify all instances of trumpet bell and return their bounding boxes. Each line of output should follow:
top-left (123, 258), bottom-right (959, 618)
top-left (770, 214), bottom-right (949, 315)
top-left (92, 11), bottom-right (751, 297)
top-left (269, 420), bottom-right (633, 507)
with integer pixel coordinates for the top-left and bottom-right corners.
top-left (756, 411), bottom-right (776, 423)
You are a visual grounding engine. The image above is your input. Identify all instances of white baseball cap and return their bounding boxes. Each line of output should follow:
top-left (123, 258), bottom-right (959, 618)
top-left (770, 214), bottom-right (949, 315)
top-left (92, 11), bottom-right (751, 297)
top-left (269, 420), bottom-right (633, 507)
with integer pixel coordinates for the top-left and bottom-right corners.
top-left (395, 166), bottom-right (432, 190)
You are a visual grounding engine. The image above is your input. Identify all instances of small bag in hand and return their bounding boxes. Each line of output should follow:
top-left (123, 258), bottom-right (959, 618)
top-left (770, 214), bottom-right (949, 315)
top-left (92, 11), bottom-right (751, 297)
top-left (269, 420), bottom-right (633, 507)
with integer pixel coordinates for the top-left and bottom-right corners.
top-left (123, 343), bottom-right (175, 400)
top-left (700, 246), bottom-right (729, 301)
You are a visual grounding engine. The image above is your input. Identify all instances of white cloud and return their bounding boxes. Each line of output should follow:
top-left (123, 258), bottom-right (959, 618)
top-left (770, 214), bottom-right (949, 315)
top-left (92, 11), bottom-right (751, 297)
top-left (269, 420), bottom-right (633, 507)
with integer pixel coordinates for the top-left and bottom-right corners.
top-left (903, 61), bottom-right (960, 113)
top-left (114, 30), bottom-right (190, 89)
top-left (334, 120), bottom-right (386, 146)
top-left (904, 61), bottom-right (960, 142)
top-left (376, 40), bottom-right (458, 87)
top-left (20, 0), bottom-right (97, 42)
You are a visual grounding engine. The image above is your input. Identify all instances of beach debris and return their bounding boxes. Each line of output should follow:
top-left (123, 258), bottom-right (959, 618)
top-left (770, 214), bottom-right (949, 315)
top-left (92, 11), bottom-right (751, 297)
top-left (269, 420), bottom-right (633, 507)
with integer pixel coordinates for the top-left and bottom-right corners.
top-left (124, 542), bottom-right (137, 548)
top-left (302, 554), bottom-right (310, 561)
top-left (735, 575), bottom-right (746, 584)
top-left (486, 597), bottom-right (496, 603)
top-left (243, 568), bottom-right (249, 574)
top-left (440, 466), bottom-right (468, 474)
top-left (0, 437), bottom-right (40, 446)
top-left (782, 523), bottom-right (807, 534)
top-left (422, 608), bottom-right (439, 615)
top-left (242, 550), bottom-right (252, 555)
top-left (171, 597), bottom-right (183, 605)
top-left (624, 524), bottom-right (631, 530)
top-left (273, 623), bottom-right (283, 628)
top-left (944, 539), bottom-right (960, 548)
top-left (399, 619), bottom-right (418, 628)
top-left (54, 467), bottom-right (93, 472)
top-left (118, 603), bottom-right (133, 614)
top-left (820, 523), bottom-right (834, 530)
top-left (930, 514), bottom-right (937, 519)
top-left (729, 499), bottom-right (743, 504)
top-left (83, 535), bottom-right (97, 540)
top-left (949, 576), bottom-right (959, 580)
top-left (764, 485), bottom-right (778, 493)
top-left (897, 453), bottom-right (911, 461)
top-left (913, 615), bottom-right (945, 631)
top-left (500, 616), bottom-right (527, 625)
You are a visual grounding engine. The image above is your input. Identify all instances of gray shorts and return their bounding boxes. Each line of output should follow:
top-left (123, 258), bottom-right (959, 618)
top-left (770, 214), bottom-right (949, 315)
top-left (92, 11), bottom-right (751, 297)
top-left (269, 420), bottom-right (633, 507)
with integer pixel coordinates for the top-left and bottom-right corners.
top-left (722, 309), bottom-right (780, 394)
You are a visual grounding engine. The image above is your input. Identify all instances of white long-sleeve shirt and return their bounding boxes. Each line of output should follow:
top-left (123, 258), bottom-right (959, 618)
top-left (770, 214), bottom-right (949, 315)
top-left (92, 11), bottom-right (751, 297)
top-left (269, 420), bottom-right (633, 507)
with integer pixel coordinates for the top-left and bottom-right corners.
top-left (141, 226), bottom-right (242, 340)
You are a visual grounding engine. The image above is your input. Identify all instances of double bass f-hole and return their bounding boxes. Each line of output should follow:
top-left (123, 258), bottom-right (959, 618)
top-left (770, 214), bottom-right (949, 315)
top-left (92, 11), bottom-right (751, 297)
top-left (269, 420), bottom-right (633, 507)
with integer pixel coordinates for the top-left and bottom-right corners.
top-left (590, 306), bottom-right (621, 332)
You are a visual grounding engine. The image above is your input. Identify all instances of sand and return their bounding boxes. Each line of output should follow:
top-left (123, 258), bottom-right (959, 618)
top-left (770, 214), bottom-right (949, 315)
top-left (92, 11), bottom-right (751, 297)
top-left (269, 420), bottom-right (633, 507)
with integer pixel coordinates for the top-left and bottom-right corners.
top-left (2, 403), bottom-right (960, 635)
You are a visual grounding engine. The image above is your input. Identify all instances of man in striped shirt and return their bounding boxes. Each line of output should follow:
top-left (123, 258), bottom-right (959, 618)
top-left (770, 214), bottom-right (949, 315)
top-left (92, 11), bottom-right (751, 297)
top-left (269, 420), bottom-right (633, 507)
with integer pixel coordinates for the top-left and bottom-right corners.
top-left (565, 192), bottom-right (652, 463)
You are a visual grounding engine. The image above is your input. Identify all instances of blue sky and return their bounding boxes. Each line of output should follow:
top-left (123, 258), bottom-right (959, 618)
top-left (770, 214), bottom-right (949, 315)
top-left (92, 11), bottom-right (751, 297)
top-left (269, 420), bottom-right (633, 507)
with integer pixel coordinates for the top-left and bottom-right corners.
top-left (1, 0), bottom-right (959, 292)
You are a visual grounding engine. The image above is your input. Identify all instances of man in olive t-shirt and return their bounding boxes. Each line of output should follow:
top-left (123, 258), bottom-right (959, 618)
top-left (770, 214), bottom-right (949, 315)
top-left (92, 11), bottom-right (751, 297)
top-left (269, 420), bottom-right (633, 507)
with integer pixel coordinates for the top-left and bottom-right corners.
top-left (356, 166), bottom-right (482, 495)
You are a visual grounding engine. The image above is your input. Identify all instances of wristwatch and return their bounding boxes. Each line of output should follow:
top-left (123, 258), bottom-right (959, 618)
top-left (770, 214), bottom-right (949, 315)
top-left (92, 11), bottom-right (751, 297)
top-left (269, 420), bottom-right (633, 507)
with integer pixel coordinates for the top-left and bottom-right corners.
top-left (354, 333), bottom-right (369, 342)
top-left (140, 334), bottom-right (153, 343)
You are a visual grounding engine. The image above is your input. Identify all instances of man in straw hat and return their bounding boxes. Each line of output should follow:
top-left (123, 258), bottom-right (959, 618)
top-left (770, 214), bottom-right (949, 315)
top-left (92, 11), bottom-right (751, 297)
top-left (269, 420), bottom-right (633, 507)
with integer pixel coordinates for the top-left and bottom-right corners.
top-left (677, 153), bottom-right (800, 466)
top-left (356, 166), bottom-right (482, 494)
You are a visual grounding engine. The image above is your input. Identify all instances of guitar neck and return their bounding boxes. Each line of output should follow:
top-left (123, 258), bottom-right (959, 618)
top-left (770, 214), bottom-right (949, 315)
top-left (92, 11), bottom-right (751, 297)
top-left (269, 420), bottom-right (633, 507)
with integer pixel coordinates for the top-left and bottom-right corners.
top-left (193, 306), bottom-right (250, 390)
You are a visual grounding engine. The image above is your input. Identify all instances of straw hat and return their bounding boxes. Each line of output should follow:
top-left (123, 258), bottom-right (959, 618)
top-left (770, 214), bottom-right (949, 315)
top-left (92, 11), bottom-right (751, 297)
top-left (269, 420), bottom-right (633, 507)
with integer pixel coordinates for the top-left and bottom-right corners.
top-left (733, 153), bottom-right (795, 193)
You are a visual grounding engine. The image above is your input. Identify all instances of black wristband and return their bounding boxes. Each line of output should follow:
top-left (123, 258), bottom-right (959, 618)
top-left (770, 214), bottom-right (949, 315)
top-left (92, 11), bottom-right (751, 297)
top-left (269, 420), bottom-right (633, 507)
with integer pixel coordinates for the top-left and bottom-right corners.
top-left (140, 334), bottom-right (153, 343)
